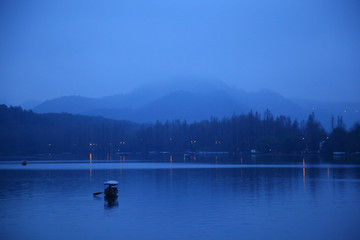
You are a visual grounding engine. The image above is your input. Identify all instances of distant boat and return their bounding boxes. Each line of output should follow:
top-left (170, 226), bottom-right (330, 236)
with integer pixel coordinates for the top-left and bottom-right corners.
top-left (21, 160), bottom-right (27, 166)
top-left (104, 180), bottom-right (118, 199)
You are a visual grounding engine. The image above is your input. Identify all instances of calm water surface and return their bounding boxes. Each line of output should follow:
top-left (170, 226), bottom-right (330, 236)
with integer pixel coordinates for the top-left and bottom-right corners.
top-left (1, 155), bottom-right (360, 240)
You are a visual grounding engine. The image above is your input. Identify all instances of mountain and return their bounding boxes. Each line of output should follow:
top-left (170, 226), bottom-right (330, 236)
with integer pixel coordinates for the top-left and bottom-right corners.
top-left (135, 90), bottom-right (249, 122)
top-left (20, 100), bottom-right (42, 110)
top-left (32, 80), bottom-right (360, 129)
top-left (34, 96), bottom-right (100, 114)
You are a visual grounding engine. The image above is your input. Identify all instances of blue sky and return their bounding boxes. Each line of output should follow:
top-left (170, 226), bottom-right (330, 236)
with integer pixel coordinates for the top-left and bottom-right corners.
top-left (1, 0), bottom-right (359, 105)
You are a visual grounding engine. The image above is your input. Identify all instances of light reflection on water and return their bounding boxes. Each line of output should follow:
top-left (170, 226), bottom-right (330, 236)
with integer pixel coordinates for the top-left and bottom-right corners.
top-left (0, 157), bottom-right (360, 240)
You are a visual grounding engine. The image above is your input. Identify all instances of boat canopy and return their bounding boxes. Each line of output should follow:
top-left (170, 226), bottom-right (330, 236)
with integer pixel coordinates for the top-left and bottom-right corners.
top-left (104, 180), bottom-right (119, 186)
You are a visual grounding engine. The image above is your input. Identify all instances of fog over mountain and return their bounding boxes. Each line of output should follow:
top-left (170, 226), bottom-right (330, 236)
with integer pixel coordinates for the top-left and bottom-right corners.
top-left (33, 80), bottom-right (360, 130)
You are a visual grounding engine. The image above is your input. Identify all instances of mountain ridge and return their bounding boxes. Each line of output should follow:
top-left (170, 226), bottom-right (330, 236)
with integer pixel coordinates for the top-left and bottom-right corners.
top-left (32, 80), bottom-right (360, 129)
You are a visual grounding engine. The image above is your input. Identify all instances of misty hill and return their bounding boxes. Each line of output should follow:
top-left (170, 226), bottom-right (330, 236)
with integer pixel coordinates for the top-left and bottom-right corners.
top-left (33, 96), bottom-right (100, 114)
top-left (20, 99), bottom-right (42, 110)
top-left (33, 80), bottom-right (360, 129)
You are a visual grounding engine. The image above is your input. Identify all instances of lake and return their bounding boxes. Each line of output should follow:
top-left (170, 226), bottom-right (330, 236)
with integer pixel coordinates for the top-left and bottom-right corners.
top-left (1, 154), bottom-right (360, 240)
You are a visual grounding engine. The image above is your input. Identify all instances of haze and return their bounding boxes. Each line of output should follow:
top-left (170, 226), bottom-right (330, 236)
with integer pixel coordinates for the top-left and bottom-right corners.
top-left (1, 0), bottom-right (360, 105)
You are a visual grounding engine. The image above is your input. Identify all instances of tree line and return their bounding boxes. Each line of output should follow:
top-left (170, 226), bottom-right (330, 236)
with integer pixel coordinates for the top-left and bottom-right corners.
top-left (0, 104), bottom-right (359, 156)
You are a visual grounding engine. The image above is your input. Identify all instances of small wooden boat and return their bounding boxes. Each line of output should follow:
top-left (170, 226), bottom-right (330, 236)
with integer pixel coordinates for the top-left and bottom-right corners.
top-left (21, 160), bottom-right (27, 166)
top-left (104, 180), bottom-right (118, 199)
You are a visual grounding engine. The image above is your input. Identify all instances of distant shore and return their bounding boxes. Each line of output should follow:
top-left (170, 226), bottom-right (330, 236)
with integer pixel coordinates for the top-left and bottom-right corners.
top-left (1, 151), bottom-right (359, 162)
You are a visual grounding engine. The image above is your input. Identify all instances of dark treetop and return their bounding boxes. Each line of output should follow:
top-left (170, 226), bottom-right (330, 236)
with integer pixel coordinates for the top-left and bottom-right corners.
top-left (0, 105), bottom-right (359, 156)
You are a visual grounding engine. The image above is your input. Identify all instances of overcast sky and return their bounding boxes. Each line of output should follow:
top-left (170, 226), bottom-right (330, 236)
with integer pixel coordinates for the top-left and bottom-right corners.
top-left (1, 0), bottom-right (360, 105)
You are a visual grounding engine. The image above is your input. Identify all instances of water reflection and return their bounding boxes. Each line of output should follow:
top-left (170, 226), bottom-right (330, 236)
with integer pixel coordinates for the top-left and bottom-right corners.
top-left (104, 197), bottom-right (118, 208)
top-left (303, 158), bottom-right (306, 189)
top-left (303, 167), bottom-right (306, 189)
top-left (1, 159), bottom-right (360, 240)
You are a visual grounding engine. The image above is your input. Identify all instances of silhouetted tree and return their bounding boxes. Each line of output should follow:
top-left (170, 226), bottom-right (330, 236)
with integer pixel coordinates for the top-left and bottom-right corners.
top-left (4, 104), bottom-right (358, 156)
top-left (304, 113), bottom-right (326, 152)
